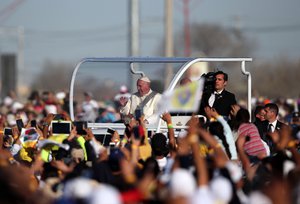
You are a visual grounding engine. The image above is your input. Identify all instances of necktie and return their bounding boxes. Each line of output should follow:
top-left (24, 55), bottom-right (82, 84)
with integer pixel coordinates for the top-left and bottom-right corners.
top-left (267, 123), bottom-right (273, 133)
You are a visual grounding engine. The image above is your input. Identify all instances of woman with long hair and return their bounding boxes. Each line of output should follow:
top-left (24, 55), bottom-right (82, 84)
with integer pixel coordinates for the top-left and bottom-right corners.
top-left (235, 108), bottom-right (268, 159)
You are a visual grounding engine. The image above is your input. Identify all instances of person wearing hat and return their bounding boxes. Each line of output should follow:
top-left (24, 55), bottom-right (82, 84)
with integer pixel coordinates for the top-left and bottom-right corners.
top-left (119, 76), bottom-right (161, 124)
top-left (114, 85), bottom-right (131, 110)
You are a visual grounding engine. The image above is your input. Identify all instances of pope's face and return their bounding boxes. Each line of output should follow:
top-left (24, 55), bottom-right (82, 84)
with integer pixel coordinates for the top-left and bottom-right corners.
top-left (137, 80), bottom-right (150, 96)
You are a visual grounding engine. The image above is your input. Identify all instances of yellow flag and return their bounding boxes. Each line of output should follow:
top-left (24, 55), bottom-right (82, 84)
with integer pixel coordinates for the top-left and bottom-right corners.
top-left (157, 79), bottom-right (204, 114)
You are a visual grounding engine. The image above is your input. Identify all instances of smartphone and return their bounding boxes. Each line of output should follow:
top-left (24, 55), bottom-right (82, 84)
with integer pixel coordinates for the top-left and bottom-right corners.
top-left (51, 121), bottom-right (71, 134)
top-left (31, 120), bottom-right (37, 127)
top-left (133, 126), bottom-right (140, 140)
top-left (73, 121), bottom-right (87, 135)
top-left (16, 119), bottom-right (24, 131)
top-left (107, 128), bottom-right (116, 135)
top-left (135, 109), bottom-right (143, 120)
top-left (109, 142), bottom-right (116, 149)
top-left (4, 127), bottom-right (13, 136)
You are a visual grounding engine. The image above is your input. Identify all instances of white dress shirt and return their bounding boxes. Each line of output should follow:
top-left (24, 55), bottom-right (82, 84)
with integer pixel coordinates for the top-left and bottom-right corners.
top-left (268, 120), bottom-right (278, 133)
top-left (208, 89), bottom-right (224, 107)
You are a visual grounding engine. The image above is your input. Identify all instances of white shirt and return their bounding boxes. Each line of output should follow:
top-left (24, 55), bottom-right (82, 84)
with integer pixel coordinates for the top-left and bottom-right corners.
top-left (82, 99), bottom-right (99, 122)
top-left (268, 120), bottom-right (278, 133)
top-left (208, 90), bottom-right (224, 107)
top-left (120, 90), bottom-right (161, 124)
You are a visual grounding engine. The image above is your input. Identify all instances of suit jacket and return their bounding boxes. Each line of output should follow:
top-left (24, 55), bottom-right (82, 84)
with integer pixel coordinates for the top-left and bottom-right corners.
top-left (262, 120), bottom-right (288, 154)
top-left (198, 90), bottom-right (237, 117)
top-left (254, 119), bottom-right (268, 139)
top-left (262, 120), bottom-right (287, 134)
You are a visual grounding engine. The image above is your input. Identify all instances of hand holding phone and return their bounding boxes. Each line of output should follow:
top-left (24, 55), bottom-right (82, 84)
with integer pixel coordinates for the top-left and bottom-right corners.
top-left (133, 126), bottom-right (141, 140)
top-left (4, 127), bottom-right (13, 136)
top-left (73, 121), bottom-right (87, 135)
top-left (135, 109), bottom-right (143, 120)
top-left (16, 119), bottom-right (24, 131)
top-left (51, 121), bottom-right (71, 134)
top-left (31, 120), bottom-right (37, 127)
top-left (107, 128), bottom-right (116, 135)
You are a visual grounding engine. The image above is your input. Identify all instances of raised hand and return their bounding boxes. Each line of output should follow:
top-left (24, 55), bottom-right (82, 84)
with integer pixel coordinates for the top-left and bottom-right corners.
top-left (119, 96), bottom-right (128, 107)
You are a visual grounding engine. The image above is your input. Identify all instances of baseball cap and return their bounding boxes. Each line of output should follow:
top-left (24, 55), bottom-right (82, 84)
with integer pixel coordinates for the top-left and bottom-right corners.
top-left (210, 176), bottom-right (233, 203)
top-left (120, 85), bottom-right (128, 93)
top-left (169, 168), bottom-right (196, 198)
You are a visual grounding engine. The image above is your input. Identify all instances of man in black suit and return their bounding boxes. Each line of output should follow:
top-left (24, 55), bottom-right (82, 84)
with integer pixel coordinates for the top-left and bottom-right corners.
top-left (253, 105), bottom-right (268, 138)
top-left (264, 103), bottom-right (286, 133)
top-left (263, 103), bottom-right (287, 154)
top-left (198, 71), bottom-right (236, 119)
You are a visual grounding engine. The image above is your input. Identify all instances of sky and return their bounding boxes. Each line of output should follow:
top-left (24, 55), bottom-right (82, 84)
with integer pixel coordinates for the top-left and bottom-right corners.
top-left (0, 0), bottom-right (299, 89)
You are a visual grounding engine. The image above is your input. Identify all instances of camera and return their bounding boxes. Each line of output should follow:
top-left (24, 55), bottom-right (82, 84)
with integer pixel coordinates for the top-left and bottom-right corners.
top-left (201, 72), bottom-right (216, 94)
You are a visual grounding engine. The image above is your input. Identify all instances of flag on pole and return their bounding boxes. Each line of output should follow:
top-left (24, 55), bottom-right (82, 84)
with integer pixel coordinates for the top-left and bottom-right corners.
top-left (20, 127), bottom-right (40, 148)
top-left (157, 78), bottom-right (204, 114)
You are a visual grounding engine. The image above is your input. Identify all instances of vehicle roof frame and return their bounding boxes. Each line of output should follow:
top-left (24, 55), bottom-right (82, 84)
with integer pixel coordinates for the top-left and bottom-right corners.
top-left (69, 57), bottom-right (252, 133)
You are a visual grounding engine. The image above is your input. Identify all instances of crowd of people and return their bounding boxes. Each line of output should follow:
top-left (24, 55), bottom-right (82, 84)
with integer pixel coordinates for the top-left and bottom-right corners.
top-left (0, 72), bottom-right (300, 204)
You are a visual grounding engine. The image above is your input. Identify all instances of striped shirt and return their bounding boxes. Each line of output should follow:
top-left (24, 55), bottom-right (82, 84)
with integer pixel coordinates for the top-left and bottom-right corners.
top-left (238, 123), bottom-right (267, 156)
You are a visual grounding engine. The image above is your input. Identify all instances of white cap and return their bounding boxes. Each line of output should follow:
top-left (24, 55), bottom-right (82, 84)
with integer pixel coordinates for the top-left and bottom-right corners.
top-left (248, 191), bottom-right (272, 204)
top-left (56, 92), bottom-right (66, 100)
top-left (169, 168), bottom-right (196, 198)
top-left (139, 76), bottom-right (151, 83)
top-left (120, 85), bottom-right (128, 93)
top-left (4, 97), bottom-right (13, 106)
top-left (63, 178), bottom-right (99, 199)
top-left (210, 176), bottom-right (232, 203)
top-left (89, 184), bottom-right (121, 204)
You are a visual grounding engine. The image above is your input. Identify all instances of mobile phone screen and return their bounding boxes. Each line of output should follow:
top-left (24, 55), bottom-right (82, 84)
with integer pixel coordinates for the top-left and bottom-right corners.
top-left (52, 121), bottom-right (71, 134)
top-left (135, 109), bottom-right (143, 120)
top-left (4, 127), bottom-right (13, 136)
top-left (16, 119), bottom-right (24, 131)
top-left (73, 121), bottom-right (87, 135)
top-left (31, 120), bottom-right (37, 127)
top-left (133, 126), bottom-right (140, 139)
top-left (109, 142), bottom-right (116, 148)
top-left (107, 128), bottom-right (115, 135)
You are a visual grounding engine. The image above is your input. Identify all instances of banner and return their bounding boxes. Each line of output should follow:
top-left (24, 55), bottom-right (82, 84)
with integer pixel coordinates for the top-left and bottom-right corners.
top-left (37, 139), bottom-right (70, 151)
